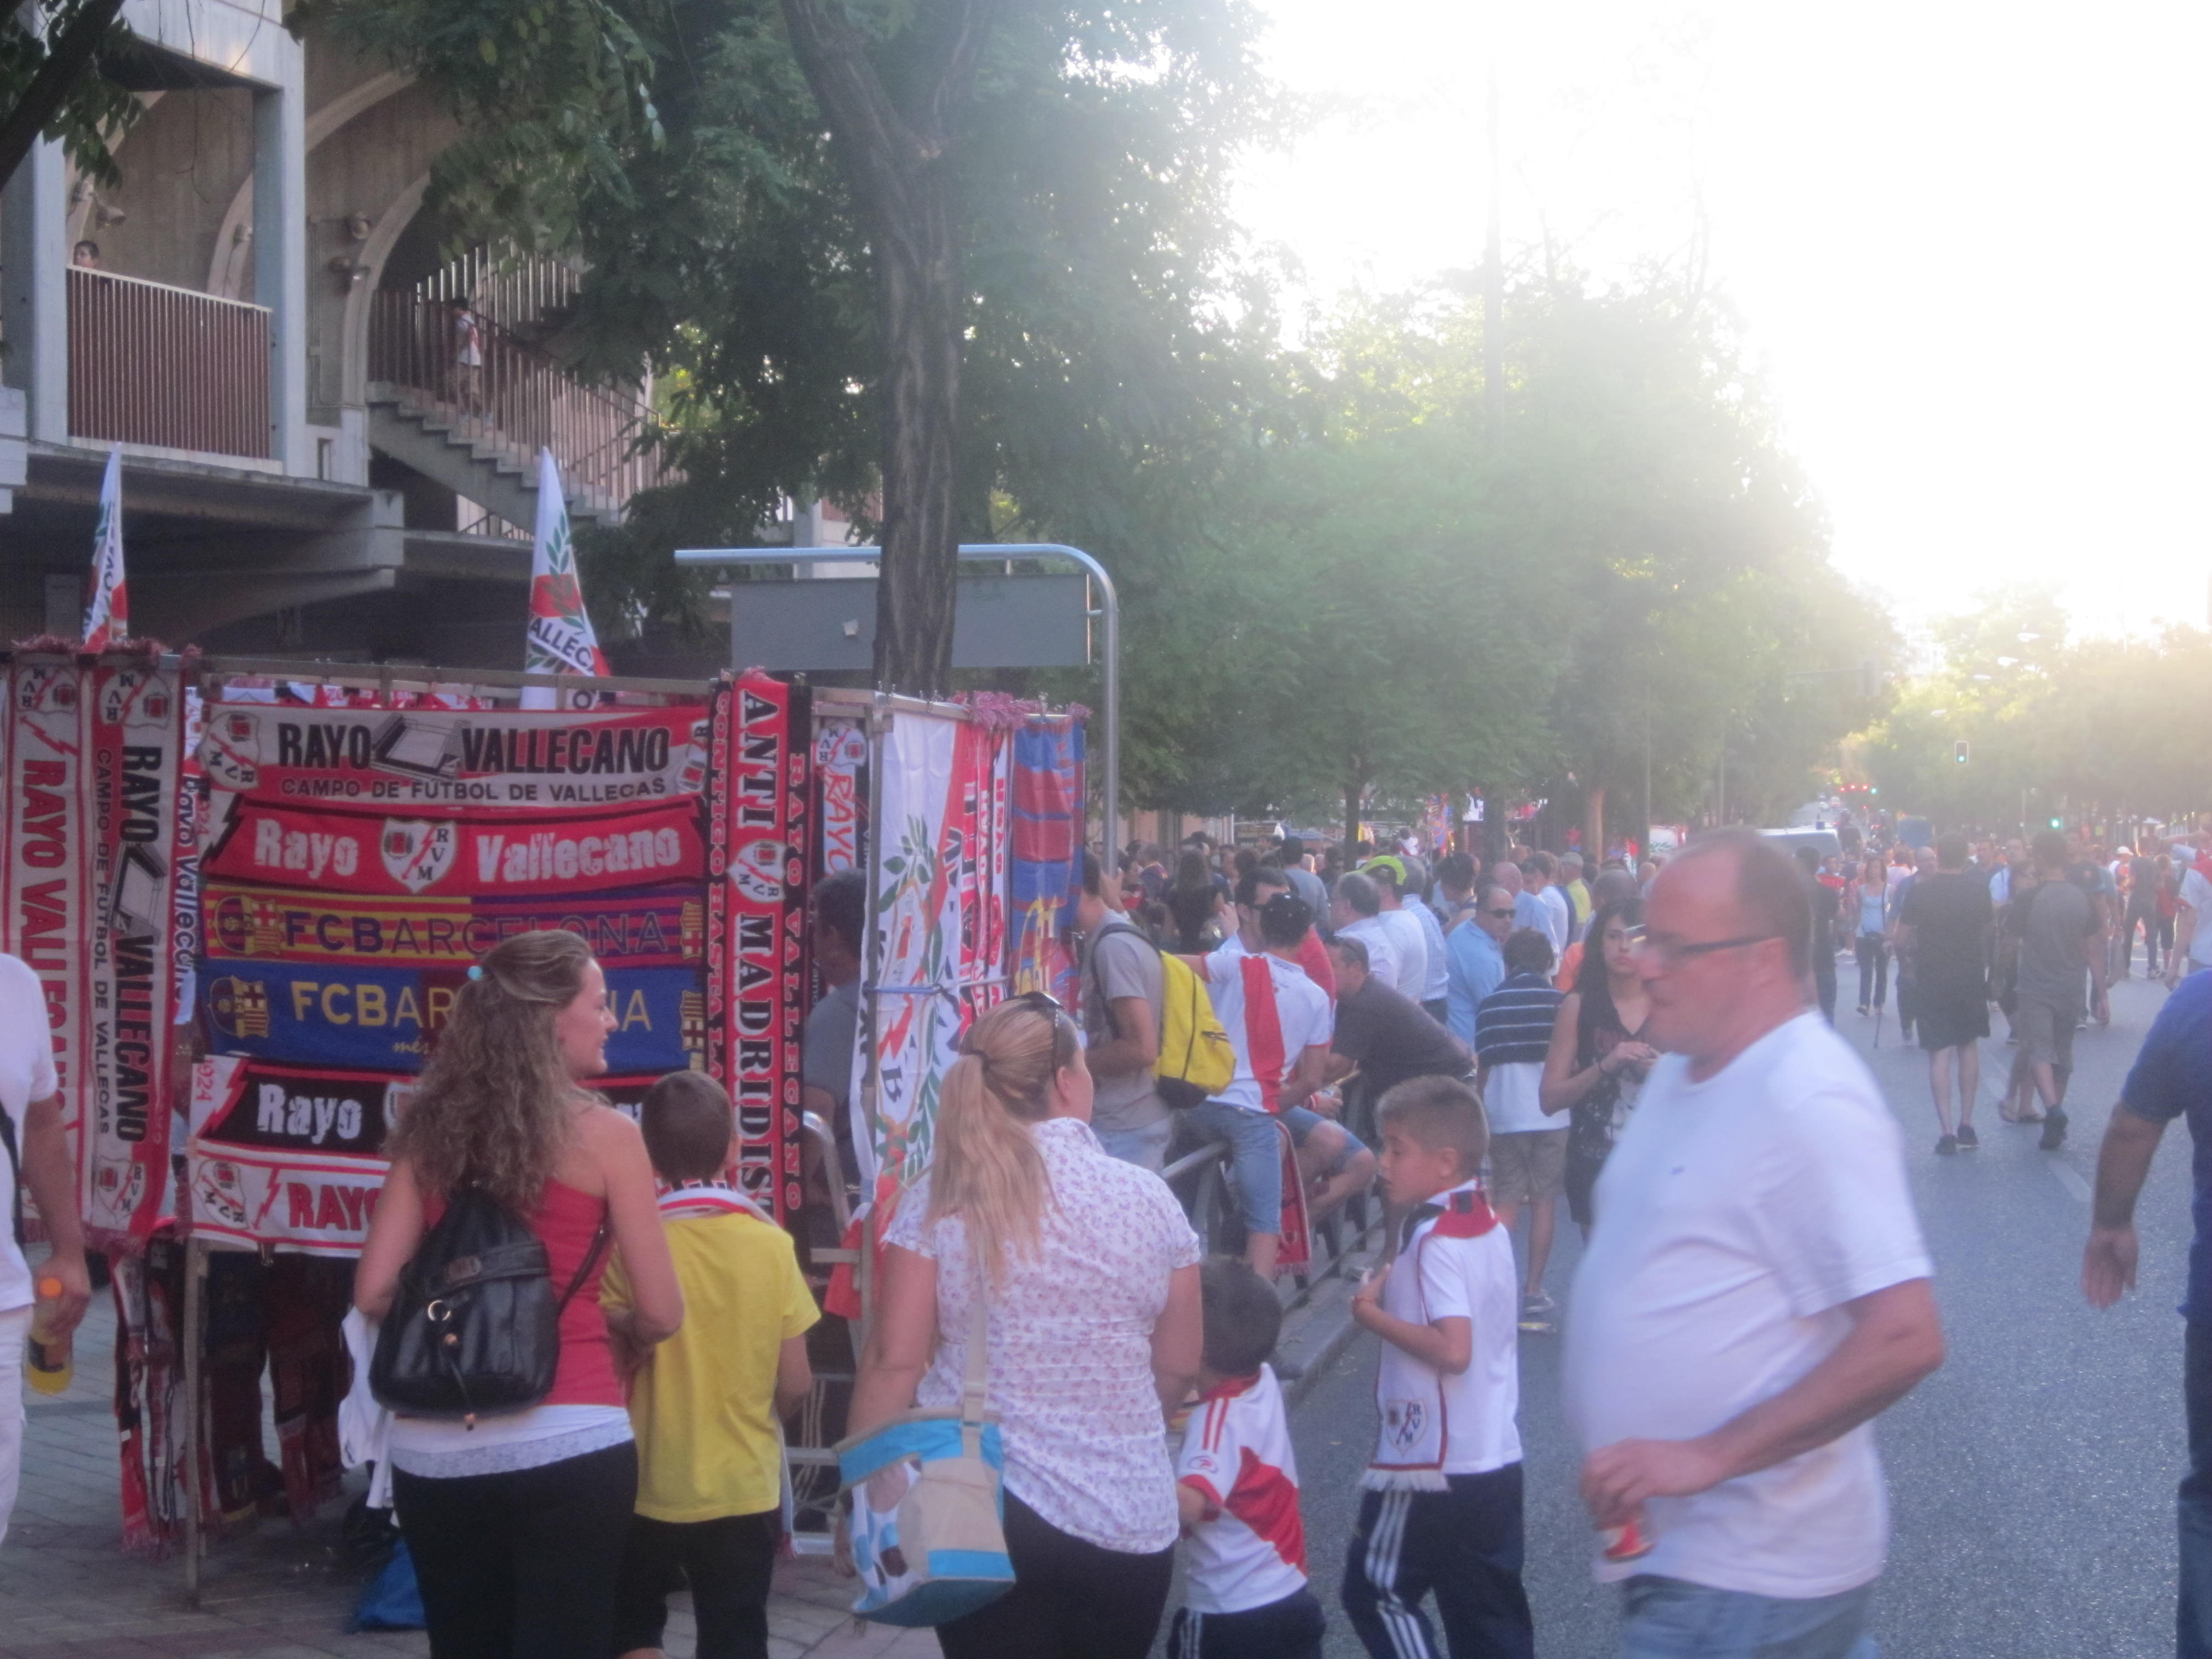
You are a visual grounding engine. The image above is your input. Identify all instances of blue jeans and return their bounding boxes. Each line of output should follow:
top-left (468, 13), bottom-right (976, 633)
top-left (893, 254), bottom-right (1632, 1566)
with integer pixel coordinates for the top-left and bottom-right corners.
top-left (1617, 1575), bottom-right (1877, 1659)
top-left (1185, 1100), bottom-right (1282, 1235)
top-left (1094, 1117), bottom-right (1172, 1174)
top-left (2181, 1319), bottom-right (2212, 1657)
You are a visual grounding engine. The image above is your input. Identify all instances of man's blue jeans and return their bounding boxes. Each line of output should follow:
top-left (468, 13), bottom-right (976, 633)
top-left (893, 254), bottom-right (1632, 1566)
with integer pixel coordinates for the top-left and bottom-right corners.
top-left (1617, 1575), bottom-right (1877, 1659)
top-left (2180, 1320), bottom-right (2212, 1656)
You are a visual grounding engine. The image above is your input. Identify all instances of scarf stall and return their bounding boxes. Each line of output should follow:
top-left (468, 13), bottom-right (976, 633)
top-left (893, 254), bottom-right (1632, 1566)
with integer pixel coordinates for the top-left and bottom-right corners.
top-left (0, 651), bottom-right (1084, 1597)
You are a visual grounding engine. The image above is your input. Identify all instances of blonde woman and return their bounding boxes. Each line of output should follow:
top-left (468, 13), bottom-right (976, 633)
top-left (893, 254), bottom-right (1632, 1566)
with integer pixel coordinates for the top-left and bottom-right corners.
top-left (356, 930), bottom-right (682, 1659)
top-left (852, 994), bottom-right (1203, 1657)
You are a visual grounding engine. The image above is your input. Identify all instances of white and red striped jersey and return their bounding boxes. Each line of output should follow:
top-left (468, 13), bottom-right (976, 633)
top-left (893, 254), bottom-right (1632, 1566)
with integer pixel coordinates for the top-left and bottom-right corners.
top-left (1176, 1364), bottom-right (1309, 1614)
top-left (1202, 946), bottom-right (1332, 1115)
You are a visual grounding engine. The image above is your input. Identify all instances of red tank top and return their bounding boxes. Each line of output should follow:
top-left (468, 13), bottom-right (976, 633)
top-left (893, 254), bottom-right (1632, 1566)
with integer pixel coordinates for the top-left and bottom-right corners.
top-left (421, 1178), bottom-right (622, 1409)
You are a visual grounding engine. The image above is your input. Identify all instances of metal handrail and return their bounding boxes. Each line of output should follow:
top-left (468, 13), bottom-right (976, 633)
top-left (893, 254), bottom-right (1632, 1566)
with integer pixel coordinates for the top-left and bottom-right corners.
top-left (368, 289), bottom-right (676, 517)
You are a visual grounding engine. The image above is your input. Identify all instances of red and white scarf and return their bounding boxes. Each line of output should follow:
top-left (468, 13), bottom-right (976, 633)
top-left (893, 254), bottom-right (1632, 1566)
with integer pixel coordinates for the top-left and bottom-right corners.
top-left (656, 1178), bottom-right (773, 1224)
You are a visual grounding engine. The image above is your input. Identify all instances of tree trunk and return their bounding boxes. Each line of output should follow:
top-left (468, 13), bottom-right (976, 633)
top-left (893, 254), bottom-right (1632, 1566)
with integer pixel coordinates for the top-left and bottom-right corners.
top-left (870, 176), bottom-right (962, 695)
top-left (1584, 783), bottom-right (1605, 868)
top-left (780, 0), bottom-right (998, 697)
top-left (1344, 772), bottom-right (1365, 861)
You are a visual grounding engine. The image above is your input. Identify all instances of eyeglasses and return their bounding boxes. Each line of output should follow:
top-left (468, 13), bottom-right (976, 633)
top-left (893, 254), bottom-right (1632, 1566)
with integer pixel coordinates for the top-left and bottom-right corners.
top-left (1011, 989), bottom-right (1065, 1016)
top-left (1484, 907), bottom-right (1515, 918)
top-left (1623, 926), bottom-right (1781, 968)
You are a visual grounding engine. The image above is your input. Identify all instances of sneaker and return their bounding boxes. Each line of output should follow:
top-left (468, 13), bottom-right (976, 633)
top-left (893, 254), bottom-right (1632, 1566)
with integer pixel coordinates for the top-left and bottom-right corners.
top-left (1517, 1311), bottom-right (1557, 1335)
top-left (1521, 1290), bottom-right (1557, 1318)
top-left (1956, 1123), bottom-right (1980, 1150)
top-left (2039, 1109), bottom-right (2069, 1151)
top-left (1935, 1134), bottom-right (1958, 1156)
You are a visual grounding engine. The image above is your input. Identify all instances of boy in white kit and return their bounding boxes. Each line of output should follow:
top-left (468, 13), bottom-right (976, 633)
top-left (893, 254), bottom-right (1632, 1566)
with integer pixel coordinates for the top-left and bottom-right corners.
top-left (1172, 1257), bottom-right (1324, 1659)
top-left (1344, 1074), bottom-right (1534, 1659)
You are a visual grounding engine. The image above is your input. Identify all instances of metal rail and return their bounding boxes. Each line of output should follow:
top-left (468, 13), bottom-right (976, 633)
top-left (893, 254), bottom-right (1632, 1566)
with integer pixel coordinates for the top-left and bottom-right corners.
top-left (672, 542), bottom-right (1122, 857)
top-left (69, 267), bottom-right (272, 458)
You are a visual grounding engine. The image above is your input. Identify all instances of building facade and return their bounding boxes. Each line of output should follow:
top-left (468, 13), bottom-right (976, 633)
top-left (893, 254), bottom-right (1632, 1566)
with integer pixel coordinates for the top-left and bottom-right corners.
top-left (0, 0), bottom-right (671, 665)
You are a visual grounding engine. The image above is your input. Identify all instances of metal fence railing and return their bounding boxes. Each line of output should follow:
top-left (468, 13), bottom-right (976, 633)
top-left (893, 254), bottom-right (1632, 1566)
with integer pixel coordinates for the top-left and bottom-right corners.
top-left (368, 289), bottom-right (675, 515)
top-left (69, 268), bottom-right (272, 458)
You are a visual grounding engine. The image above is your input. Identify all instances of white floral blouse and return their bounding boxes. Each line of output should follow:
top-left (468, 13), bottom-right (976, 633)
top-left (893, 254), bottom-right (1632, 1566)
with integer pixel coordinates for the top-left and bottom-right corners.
top-left (884, 1115), bottom-right (1203, 1553)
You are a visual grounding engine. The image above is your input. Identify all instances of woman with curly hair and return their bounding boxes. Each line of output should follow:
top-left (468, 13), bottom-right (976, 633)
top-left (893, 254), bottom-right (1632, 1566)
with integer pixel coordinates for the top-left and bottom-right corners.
top-left (355, 930), bottom-right (682, 1659)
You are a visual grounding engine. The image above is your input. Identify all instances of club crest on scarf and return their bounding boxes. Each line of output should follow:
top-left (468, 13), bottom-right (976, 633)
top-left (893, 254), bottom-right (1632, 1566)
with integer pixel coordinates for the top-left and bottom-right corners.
top-left (378, 819), bottom-right (457, 894)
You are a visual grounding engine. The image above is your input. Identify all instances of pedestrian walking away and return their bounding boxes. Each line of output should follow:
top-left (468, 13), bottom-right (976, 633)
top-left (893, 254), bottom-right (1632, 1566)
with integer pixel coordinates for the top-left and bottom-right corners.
top-left (356, 930), bottom-right (686, 1659)
top-left (1893, 832), bottom-right (1994, 1155)
top-left (2008, 831), bottom-right (2100, 1150)
top-left (1563, 831), bottom-right (1944, 1659)
top-left (853, 997), bottom-right (1204, 1659)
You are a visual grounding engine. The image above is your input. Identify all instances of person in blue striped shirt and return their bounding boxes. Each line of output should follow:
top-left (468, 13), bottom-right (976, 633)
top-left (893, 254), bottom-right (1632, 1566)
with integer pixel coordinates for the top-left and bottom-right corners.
top-left (1473, 930), bottom-right (1568, 1333)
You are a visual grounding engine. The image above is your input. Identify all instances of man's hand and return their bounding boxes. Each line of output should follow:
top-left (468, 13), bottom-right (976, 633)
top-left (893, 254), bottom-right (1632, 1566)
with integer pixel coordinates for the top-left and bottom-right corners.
top-left (2083, 1223), bottom-right (2140, 1308)
top-left (1580, 1437), bottom-right (1731, 1528)
top-left (38, 1250), bottom-right (91, 1338)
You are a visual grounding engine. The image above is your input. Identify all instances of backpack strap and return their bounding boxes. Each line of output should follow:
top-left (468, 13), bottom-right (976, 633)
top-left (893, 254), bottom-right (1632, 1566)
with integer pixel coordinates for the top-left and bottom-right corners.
top-left (554, 1218), bottom-right (611, 1315)
top-left (1085, 917), bottom-right (1152, 1039)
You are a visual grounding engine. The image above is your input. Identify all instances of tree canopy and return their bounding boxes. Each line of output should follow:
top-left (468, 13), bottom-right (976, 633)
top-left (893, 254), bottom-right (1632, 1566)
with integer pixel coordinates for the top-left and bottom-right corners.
top-left (1114, 268), bottom-right (1888, 843)
top-left (1860, 591), bottom-right (2212, 833)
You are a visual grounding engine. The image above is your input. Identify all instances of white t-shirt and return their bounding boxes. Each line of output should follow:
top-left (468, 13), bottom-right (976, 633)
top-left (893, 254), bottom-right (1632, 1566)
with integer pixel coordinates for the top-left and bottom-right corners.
top-left (1177, 1364), bottom-right (1308, 1613)
top-left (1334, 915), bottom-right (1399, 997)
top-left (1202, 947), bottom-right (1333, 1115)
top-left (1375, 908), bottom-right (1428, 1000)
top-left (1563, 1012), bottom-right (1932, 1600)
top-left (1481, 1061), bottom-right (1553, 1136)
top-left (1540, 886), bottom-right (1573, 958)
top-left (1367, 1180), bottom-right (1521, 1484)
top-left (1410, 901), bottom-right (1451, 1003)
top-left (0, 954), bottom-right (51, 1313)
top-left (2183, 867), bottom-right (2212, 967)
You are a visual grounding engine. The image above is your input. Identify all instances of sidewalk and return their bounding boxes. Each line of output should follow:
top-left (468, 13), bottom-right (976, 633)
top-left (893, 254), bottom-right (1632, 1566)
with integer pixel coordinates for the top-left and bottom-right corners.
top-left (0, 1235), bottom-right (1376, 1658)
top-left (0, 1291), bottom-right (943, 1658)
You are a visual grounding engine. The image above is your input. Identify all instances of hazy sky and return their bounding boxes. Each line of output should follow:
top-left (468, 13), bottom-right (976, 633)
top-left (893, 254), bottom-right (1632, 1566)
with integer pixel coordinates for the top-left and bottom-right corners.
top-left (1235, 2), bottom-right (2212, 645)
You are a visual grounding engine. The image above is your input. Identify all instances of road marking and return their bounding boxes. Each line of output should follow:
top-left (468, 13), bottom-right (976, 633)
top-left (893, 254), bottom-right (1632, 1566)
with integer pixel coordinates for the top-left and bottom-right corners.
top-left (2050, 1160), bottom-right (2091, 1204)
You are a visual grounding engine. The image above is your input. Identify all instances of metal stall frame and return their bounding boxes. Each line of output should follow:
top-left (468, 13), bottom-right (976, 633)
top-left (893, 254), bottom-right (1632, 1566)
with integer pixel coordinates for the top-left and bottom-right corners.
top-left (173, 658), bottom-right (726, 1605)
top-left (672, 542), bottom-right (1121, 858)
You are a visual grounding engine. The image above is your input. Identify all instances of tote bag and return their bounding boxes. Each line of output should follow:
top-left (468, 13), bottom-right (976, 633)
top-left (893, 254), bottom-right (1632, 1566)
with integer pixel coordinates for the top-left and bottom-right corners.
top-left (836, 1293), bottom-right (1013, 1626)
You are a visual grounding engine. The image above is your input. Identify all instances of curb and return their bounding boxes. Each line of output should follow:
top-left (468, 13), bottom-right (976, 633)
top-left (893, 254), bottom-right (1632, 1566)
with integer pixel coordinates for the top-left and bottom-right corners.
top-left (1279, 1225), bottom-right (1384, 1409)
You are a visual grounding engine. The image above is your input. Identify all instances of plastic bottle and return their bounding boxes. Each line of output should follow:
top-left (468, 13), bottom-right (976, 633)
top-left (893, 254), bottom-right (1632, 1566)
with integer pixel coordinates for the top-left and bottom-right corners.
top-left (27, 1275), bottom-right (71, 1395)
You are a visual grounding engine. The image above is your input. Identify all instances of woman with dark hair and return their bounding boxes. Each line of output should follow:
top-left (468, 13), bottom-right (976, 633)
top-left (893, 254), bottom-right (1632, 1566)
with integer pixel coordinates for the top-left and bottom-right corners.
top-left (1539, 898), bottom-right (1659, 1234)
top-left (356, 929), bottom-right (684, 1659)
top-left (851, 995), bottom-right (1202, 1657)
top-left (1165, 849), bottom-right (1226, 952)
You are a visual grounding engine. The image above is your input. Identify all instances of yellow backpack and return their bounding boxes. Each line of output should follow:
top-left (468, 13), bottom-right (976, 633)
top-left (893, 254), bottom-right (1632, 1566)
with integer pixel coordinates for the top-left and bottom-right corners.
top-left (1090, 922), bottom-right (1237, 1108)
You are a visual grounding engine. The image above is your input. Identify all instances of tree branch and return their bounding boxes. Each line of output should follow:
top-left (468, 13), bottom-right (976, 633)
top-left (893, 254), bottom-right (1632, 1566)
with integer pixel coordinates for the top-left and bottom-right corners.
top-left (0, 0), bottom-right (128, 190)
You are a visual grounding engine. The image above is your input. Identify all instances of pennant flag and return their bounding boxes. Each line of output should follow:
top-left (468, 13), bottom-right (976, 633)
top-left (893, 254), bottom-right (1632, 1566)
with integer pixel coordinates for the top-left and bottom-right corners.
top-left (520, 448), bottom-right (609, 710)
top-left (84, 446), bottom-right (127, 649)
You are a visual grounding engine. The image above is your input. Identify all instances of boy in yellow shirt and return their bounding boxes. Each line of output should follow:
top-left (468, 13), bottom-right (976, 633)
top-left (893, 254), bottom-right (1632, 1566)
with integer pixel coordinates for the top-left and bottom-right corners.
top-left (602, 1071), bottom-right (818, 1659)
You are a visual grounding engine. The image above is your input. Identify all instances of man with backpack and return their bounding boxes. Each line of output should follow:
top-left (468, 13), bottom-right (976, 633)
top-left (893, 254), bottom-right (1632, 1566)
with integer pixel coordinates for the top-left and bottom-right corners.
top-left (1074, 851), bottom-right (1171, 1171)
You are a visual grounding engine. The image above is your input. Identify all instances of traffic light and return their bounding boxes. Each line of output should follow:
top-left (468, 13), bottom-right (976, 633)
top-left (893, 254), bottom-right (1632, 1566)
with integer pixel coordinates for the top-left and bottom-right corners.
top-left (1953, 740), bottom-right (1970, 765)
top-left (2049, 816), bottom-right (2063, 830)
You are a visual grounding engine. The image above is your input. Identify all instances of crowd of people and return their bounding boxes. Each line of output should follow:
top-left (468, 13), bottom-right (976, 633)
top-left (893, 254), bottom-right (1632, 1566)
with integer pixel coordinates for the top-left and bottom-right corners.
top-left (10, 808), bottom-right (2212, 1659)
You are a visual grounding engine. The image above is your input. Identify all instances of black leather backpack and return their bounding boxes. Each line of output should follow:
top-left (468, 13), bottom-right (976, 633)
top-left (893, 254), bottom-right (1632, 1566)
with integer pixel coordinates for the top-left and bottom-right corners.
top-left (368, 1185), bottom-right (607, 1427)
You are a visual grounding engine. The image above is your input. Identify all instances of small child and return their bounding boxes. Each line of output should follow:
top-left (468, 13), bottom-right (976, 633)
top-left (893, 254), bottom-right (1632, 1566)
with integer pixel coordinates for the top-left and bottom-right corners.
top-left (1344, 1074), bottom-right (1533, 1659)
top-left (1171, 1258), bottom-right (1324, 1659)
top-left (601, 1071), bottom-right (820, 1659)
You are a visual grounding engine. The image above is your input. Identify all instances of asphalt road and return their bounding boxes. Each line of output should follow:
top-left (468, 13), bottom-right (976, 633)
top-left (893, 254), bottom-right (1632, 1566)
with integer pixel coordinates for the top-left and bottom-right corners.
top-left (1290, 966), bottom-right (2197, 1659)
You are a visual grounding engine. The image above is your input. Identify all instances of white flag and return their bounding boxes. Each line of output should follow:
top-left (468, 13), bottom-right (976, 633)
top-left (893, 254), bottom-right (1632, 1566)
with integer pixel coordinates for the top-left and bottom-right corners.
top-left (520, 448), bottom-right (608, 710)
top-left (84, 446), bottom-right (127, 649)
